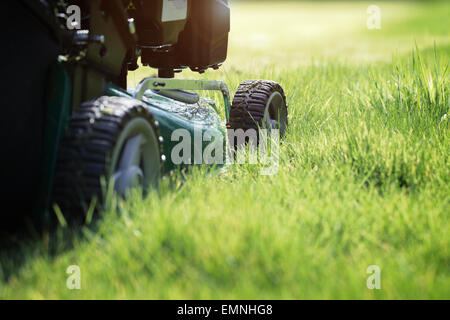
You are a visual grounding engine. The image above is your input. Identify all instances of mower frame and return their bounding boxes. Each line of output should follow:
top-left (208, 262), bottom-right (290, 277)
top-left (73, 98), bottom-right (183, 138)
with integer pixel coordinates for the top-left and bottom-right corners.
top-left (134, 78), bottom-right (231, 122)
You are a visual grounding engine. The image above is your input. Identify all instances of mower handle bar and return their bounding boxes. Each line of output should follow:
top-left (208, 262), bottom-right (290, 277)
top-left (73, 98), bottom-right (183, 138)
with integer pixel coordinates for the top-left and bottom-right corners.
top-left (134, 78), bottom-right (231, 122)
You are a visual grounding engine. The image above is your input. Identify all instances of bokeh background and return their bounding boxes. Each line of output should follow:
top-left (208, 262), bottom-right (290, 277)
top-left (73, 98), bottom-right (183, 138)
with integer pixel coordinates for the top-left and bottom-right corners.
top-left (130, 0), bottom-right (449, 83)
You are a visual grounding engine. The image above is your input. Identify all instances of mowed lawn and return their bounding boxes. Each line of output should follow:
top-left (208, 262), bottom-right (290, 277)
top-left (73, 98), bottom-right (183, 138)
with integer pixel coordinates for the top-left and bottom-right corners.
top-left (1, 1), bottom-right (449, 299)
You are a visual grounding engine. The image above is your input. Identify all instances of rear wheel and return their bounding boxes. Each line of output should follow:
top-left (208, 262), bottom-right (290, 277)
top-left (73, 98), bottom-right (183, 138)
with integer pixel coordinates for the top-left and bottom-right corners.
top-left (53, 96), bottom-right (164, 216)
top-left (228, 80), bottom-right (288, 148)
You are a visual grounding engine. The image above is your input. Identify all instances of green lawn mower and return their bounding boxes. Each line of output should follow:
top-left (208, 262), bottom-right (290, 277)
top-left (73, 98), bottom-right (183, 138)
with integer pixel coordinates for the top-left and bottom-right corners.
top-left (1, 0), bottom-right (288, 226)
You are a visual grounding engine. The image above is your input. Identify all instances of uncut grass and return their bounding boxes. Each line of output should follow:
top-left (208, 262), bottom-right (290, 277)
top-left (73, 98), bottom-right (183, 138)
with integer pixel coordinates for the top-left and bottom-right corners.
top-left (1, 1), bottom-right (449, 299)
top-left (1, 45), bottom-right (448, 299)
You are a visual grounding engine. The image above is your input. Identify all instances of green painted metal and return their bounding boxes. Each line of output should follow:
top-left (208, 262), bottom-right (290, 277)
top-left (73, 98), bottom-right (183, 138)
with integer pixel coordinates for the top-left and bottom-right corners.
top-left (134, 78), bottom-right (231, 122)
top-left (40, 73), bottom-right (227, 215)
top-left (41, 63), bottom-right (72, 217)
top-left (106, 83), bottom-right (227, 173)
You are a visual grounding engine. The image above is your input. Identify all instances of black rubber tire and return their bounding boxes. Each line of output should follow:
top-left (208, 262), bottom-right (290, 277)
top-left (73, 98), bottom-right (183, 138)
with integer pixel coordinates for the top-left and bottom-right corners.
top-left (52, 96), bottom-right (163, 217)
top-left (227, 80), bottom-right (288, 145)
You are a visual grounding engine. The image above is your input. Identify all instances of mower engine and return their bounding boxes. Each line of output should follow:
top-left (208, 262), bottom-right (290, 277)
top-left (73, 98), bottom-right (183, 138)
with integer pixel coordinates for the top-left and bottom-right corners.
top-left (127, 0), bottom-right (230, 76)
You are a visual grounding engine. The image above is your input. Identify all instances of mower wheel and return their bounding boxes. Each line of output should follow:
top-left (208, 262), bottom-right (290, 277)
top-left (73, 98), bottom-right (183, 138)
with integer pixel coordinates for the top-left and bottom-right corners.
top-left (53, 96), bottom-right (164, 217)
top-left (228, 80), bottom-right (288, 144)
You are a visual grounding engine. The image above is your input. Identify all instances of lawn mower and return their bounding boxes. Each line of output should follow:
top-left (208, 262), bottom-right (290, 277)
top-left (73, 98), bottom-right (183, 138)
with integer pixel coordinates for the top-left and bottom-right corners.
top-left (1, 0), bottom-right (288, 226)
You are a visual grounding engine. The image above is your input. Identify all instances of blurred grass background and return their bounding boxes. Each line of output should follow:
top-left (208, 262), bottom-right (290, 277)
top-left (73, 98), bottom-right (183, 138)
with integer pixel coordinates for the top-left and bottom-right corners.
top-left (1, 1), bottom-right (449, 299)
top-left (129, 0), bottom-right (450, 83)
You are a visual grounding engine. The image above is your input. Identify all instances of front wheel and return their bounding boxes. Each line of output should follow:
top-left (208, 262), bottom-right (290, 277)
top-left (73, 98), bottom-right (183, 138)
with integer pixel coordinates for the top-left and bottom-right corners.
top-left (53, 96), bottom-right (164, 216)
top-left (227, 80), bottom-right (288, 148)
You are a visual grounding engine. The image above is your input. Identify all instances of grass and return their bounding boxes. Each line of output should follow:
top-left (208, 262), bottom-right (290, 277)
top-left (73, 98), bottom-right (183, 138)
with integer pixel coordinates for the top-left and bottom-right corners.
top-left (1, 1), bottom-right (449, 299)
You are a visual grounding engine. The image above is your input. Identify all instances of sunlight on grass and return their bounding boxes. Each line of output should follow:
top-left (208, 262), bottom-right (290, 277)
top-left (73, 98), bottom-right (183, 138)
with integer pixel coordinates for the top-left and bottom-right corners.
top-left (226, 1), bottom-right (449, 67)
top-left (1, 1), bottom-right (449, 300)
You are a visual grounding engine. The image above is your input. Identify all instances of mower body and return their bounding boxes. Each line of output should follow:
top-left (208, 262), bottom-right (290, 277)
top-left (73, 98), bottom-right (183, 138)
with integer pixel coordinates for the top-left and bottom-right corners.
top-left (2, 0), bottom-right (229, 223)
top-left (2, 0), bottom-right (287, 226)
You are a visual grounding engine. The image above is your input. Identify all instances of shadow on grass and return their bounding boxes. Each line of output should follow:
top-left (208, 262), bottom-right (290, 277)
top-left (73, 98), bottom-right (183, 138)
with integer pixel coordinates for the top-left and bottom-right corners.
top-left (0, 211), bottom-right (100, 282)
top-left (0, 169), bottom-right (192, 283)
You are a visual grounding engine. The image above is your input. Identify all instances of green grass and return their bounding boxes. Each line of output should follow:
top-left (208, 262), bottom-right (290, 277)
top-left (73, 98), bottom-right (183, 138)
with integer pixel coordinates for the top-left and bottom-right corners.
top-left (1, 1), bottom-right (449, 299)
